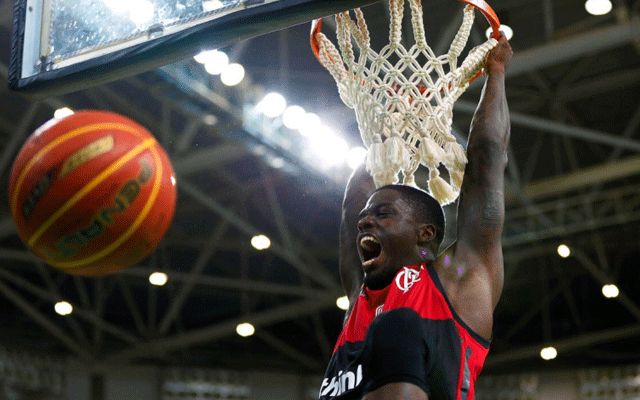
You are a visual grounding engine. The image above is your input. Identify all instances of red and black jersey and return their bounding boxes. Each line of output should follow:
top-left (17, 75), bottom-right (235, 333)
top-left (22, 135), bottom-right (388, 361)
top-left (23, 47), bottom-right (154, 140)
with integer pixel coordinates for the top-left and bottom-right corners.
top-left (319, 263), bottom-right (490, 400)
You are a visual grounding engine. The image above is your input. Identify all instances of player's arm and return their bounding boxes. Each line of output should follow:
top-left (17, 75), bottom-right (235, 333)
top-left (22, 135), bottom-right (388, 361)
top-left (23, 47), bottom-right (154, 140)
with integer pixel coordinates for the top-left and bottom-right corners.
top-left (454, 34), bottom-right (512, 310)
top-left (340, 163), bottom-right (376, 305)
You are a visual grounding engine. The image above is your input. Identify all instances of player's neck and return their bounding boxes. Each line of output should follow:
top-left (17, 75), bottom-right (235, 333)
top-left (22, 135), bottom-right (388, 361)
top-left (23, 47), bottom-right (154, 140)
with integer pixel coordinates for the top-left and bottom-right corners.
top-left (419, 247), bottom-right (437, 261)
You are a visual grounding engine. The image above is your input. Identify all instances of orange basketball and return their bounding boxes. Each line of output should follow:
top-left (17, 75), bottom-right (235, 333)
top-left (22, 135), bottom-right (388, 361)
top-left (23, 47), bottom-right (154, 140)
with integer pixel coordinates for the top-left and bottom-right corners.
top-left (8, 110), bottom-right (177, 276)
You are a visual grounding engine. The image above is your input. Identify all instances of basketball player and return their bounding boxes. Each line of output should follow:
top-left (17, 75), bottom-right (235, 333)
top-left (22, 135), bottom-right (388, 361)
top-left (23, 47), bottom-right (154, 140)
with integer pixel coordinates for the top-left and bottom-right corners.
top-left (319, 33), bottom-right (512, 400)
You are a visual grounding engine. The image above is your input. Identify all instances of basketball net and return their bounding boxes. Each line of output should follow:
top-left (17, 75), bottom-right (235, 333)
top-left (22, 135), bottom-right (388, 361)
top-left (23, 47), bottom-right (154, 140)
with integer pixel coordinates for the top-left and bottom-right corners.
top-left (312, 0), bottom-right (499, 205)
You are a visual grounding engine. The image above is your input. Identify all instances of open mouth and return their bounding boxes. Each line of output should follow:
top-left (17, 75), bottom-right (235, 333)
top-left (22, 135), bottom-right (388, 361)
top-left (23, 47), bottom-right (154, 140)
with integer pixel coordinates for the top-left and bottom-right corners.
top-left (359, 235), bottom-right (382, 267)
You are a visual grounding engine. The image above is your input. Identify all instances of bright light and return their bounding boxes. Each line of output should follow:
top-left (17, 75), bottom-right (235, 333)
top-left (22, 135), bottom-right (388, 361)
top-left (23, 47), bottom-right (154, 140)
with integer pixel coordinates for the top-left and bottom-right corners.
top-left (129, 0), bottom-right (154, 24)
top-left (485, 24), bottom-right (514, 41)
top-left (104, 0), bottom-right (153, 23)
top-left (194, 49), bottom-right (220, 64)
top-left (602, 284), bottom-right (619, 298)
top-left (298, 113), bottom-right (321, 137)
top-left (203, 114), bottom-right (217, 125)
top-left (585, 0), bottom-right (612, 15)
top-left (258, 92), bottom-right (287, 118)
top-left (540, 346), bottom-right (557, 360)
top-left (251, 234), bottom-right (271, 250)
top-left (202, 0), bottom-right (224, 11)
top-left (54, 301), bottom-right (73, 316)
top-left (347, 146), bottom-right (368, 169)
top-left (236, 322), bottom-right (255, 337)
top-left (308, 124), bottom-right (333, 140)
top-left (311, 127), bottom-right (349, 166)
top-left (252, 145), bottom-right (267, 156)
top-left (220, 63), bottom-right (245, 86)
top-left (336, 296), bottom-right (350, 310)
top-left (557, 244), bottom-right (571, 258)
top-left (149, 272), bottom-right (168, 286)
top-left (197, 50), bottom-right (229, 75)
top-left (282, 106), bottom-right (306, 130)
top-left (269, 157), bottom-right (285, 169)
top-left (54, 107), bottom-right (74, 119)
top-left (170, 175), bottom-right (176, 186)
top-left (103, 0), bottom-right (129, 13)
top-left (279, 138), bottom-right (292, 150)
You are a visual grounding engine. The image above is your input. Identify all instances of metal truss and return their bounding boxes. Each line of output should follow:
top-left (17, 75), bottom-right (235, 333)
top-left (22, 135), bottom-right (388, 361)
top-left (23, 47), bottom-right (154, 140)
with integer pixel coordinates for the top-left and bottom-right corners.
top-left (503, 182), bottom-right (640, 248)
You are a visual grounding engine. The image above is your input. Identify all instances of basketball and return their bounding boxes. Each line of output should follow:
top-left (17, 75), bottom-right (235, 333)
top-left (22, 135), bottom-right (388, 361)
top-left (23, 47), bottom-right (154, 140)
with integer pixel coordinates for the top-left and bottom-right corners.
top-left (8, 110), bottom-right (177, 276)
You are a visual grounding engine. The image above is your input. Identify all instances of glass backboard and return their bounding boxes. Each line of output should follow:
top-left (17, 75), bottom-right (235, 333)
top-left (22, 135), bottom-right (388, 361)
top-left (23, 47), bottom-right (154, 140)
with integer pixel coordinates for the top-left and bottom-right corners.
top-left (9, 0), bottom-right (377, 96)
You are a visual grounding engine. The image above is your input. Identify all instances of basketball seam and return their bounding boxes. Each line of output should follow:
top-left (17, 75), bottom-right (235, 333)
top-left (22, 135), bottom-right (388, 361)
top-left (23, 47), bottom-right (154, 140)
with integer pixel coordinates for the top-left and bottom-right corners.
top-left (10, 123), bottom-right (147, 221)
top-left (27, 138), bottom-right (157, 248)
top-left (48, 144), bottom-right (164, 270)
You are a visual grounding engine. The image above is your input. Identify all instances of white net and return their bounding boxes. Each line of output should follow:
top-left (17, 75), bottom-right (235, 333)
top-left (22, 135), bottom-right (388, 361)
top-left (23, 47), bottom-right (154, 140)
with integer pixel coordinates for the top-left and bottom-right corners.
top-left (313, 0), bottom-right (498, 205)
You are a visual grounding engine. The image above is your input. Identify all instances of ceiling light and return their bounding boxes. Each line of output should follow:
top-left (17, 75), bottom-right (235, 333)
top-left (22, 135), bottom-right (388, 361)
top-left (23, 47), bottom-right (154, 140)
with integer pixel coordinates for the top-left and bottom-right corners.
top-left (282, 105), bottom-right (306, 130)
top-left (203, 114), bottom-right (217, 125)
top-left (54, 107), bottom-right (74, 119)
top-left (485, 24), bottom-right (513, 41)
top-left (252, 145), bottom-right (266, 156)
top-left (220, 63), bottom-right (245, 86)
top-left (251, 234), bottom-right (271, 250)
top-left (540, 346), bottom-right (557, 360)
top-left (236, 322), bottom-right (255, 337)
top-left (311, 127), bottom-right (349, 166)
top-left (54, 301), bottom-right (73, 316)
top-left (557, 244), bottom-right (571, 258)
top-left (602, 284), bottom-right (619, 298)
top-left (269, 157), bottom-right (285, 169)
top-left (200, 50), bottom-right (229, 75)
top-left (258, 92), bottom-right (287, 118)
top-left (585, 0), bottom-right (612, 15)
top-left (297, 113), bottom-right (321, 137)
top-left (194, 49), bottom-right (213, 63)
top-left (336, 296), bottom-right (349, 310)
top-left (149, 272), bottom-right (168, 286)
top-left (346, 146), bottom-right (367, 169)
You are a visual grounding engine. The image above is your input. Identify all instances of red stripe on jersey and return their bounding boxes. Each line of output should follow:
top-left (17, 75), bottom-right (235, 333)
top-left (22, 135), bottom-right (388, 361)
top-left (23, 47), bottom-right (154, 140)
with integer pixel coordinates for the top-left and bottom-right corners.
top-left (334, 264), bottom-right (466, 352)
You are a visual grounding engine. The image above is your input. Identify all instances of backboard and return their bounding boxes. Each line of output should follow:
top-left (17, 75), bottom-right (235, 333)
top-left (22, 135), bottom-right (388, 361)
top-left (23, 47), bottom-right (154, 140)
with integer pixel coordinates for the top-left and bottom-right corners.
top-left (9, 0), bottom-right (378, 96)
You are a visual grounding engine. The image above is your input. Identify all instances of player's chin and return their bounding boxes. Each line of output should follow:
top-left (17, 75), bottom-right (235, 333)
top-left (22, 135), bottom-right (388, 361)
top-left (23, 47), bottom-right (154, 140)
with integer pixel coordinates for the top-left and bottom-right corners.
top-left (362, 255), bottom-right (395, 290)
top-left (363, 268), bottom-right (395, 291)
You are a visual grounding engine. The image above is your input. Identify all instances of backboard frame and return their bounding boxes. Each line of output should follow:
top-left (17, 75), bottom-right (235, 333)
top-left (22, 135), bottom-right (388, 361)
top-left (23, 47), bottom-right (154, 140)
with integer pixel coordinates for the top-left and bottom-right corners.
top-left (9, 0), bottom-right (378, 97)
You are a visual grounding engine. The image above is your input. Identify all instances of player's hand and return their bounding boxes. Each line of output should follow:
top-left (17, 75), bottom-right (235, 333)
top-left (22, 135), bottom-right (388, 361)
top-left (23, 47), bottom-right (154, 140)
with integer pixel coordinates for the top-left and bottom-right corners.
top-left (484, 32), bottom-right (512, 76)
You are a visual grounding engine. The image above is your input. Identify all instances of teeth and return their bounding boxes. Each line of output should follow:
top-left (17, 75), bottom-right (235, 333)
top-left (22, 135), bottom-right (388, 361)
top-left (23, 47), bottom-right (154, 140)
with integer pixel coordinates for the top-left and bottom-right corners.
top-left (360, 235), bottom-right (379, 251)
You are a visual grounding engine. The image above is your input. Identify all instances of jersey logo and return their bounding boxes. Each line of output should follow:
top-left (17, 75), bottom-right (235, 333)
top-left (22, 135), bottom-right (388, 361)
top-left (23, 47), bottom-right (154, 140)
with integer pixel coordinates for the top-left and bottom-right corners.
top-left (319, 364), bottom-right (363, 398)
top-left (395, 267), bottom-right (421, 293)
top-left (375, 305), bottom-right (384, 316)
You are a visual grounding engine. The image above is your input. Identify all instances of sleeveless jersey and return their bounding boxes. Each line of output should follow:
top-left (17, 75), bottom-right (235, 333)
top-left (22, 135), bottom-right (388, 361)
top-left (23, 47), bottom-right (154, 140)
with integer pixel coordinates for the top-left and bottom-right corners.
top-left (318, 263), bottom-right (490, 400)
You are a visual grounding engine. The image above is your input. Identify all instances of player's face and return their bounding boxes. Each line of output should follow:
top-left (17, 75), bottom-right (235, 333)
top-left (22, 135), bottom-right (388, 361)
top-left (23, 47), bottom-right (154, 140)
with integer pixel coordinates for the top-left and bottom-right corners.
top-left (356, 188), bottom-right (422, 290)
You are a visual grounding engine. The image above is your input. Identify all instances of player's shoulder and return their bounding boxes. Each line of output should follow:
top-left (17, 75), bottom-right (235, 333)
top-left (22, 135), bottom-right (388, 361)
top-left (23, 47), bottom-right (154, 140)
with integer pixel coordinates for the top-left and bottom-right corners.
top-left (432, 242), bottom-right (490, 304)
top-left (433, 242), bottom-right (496, 340)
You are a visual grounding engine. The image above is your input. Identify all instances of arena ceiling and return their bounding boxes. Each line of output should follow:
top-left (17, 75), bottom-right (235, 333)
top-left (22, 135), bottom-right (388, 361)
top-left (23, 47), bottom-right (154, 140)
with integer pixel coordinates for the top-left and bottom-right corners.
top-left (0, 0), bottom-right (639, 378)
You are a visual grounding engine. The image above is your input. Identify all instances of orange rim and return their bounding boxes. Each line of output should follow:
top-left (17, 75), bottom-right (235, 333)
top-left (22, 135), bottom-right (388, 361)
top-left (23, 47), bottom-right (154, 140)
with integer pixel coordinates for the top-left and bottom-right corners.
top-left (310, 0), bottom-right (501, 80)
top-left (310, 18), bottom-right (328, 62)
top-left (458, 0), bottom-right (501, 39)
